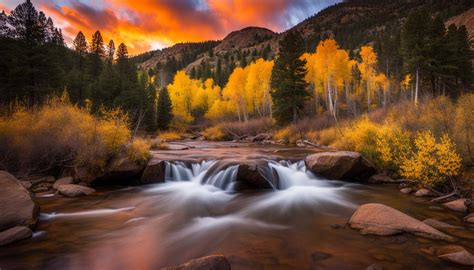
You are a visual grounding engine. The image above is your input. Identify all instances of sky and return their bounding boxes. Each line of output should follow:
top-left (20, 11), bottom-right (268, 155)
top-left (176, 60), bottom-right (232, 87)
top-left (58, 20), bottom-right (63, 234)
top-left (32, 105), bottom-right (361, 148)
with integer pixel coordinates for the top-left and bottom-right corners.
top-left (1, 0), bottom-right (340, 54)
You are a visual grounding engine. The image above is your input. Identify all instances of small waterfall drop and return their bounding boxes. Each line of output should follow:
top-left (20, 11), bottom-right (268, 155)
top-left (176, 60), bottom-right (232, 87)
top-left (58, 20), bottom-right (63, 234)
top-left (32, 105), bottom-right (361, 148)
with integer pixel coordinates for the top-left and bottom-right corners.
top-left (268, 160), bottom-right (329, 189)
top-left (164, 160), bottom-right (239, 191)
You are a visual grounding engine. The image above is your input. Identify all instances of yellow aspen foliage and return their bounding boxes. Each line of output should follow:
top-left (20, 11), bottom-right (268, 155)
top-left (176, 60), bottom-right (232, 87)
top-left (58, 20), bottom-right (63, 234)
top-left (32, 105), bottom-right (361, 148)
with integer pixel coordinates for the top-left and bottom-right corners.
top-left (401, 74), bottom-right (412, 90)
top-left (400, 131), bottom-right (462, 187)
top-left (167, 71), bottom-right (198, 123)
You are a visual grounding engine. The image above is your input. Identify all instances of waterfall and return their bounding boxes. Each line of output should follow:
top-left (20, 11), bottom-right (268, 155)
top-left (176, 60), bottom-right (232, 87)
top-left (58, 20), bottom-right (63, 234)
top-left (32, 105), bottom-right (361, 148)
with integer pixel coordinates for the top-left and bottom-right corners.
top-left (164, 160), bottom-right (239, 191)
top-left (267, 160), bottom-right (329, 189)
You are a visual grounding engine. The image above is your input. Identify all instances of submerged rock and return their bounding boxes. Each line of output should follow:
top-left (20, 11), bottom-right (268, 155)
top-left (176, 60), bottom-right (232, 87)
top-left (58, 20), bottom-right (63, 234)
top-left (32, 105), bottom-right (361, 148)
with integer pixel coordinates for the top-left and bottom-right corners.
top-left (0, 226), bottom-right (32, 246)
top-left (140, 158), bottom-right (166, 184)
top-left (464, 213), bottom-right (474, 223)
top-left (53, 176), bottom-right (74, 190)
top-left (443, 199), bottom-right (470, 212)
top-left (305, 151), bottom-right (376, 181)
top-left (367, 174), bottom-right (399, 184)
top-left (414, 188), bottom-right (435, 197)
top-left (400, 188), bottom-right (412, 194)
top-left (349, 203), bottom-right (454, 241)
top-left (422, 219), bottom-right (459, 230)
top-left (160, 255), bottom-right (231, 270)
top-left (436, 245), bottom-right (474, 266)
top-left (0, 171), bottom-right (39, 231)
top-left (57, 184), bottom-right (96, 197)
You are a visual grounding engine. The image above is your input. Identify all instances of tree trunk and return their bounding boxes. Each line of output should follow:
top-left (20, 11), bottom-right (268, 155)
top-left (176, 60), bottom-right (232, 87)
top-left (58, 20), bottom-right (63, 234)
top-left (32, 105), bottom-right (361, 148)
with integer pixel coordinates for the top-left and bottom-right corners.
top-left (415, 68), bottom-right (419, 106)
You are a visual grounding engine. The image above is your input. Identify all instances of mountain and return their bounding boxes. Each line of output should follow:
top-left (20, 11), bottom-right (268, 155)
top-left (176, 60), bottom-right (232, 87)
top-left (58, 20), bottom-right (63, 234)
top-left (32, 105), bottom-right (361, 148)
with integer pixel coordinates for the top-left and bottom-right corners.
top-left (447, 7), bottom-right (474, 38)
top-left (133, 0), bottom-right (473, 87)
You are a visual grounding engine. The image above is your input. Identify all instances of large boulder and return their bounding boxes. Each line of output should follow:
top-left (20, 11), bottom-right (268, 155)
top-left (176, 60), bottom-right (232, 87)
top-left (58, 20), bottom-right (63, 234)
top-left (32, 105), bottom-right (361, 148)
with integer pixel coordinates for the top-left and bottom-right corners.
top-left (53, 176), bottom-right (74, 190)
top-left (140, 158), bottom-right (166, 184)
top-left (0, 226), bottom-right (32, 246)
top-left (349, 203), bottom-right (454, 241)
top-left (235, 163), bottom-right (273, 190)
top-left (57, 184), bottom-right (96, 197)
top-left (436, 245), bottom-right (474, 266)
top-left (305, 151), bottom-right (376, 181)
top-left (0, 171), bottom-right (39, 231)
top-left (161, 255), bottom-right (231, 270)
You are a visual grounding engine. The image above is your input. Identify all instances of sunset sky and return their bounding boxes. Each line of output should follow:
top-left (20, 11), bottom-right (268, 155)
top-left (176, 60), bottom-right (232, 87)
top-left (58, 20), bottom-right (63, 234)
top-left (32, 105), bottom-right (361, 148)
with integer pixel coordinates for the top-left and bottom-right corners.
top-left (1, 0), bottom-right (340, 54)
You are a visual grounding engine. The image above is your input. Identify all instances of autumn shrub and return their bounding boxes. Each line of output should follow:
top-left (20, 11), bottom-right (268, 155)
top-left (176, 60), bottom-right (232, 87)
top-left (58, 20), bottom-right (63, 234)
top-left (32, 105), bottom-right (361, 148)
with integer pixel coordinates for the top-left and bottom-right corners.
top-left (158, 131), bottom-right (183, 141)
top-left (399, 132), bottom-right (462, 188)
top-left (453, 93), bottom-right (474, 165)
top-left (0, 93), bottom-right (133, 173)
top-left (202, 126), bottom-right (226, 141)
top-left (375, 123), bottom-right (412, 172)
top-left (127, 138), bottom-right (151, 165)
top-left (217, 117), bottom-right (274, 138)
top-left (273, 126), bottom-right (302, 144)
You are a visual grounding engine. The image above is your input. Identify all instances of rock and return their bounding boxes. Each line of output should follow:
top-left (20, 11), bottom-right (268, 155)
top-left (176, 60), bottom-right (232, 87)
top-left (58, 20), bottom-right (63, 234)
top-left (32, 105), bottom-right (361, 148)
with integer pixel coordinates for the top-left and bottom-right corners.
top-left (160, 255), bottom-right (231, 270)
top-left (349, 203), bottom-right (454, 241)
top-left (305, 151), bottom-right (376, 181)
top-left (367, 174), bottom-right (400, 184)
top-left (253, 133), bottom-right (272, 142)
top-left (167, 144), bottom-right (190, 150)
top-left (436, 245), bottom-right (474, 266)
top-left (57, 184), bottom-right (96, 197)
top-left (140, 158), bottom-right (166, 184)
top-left (235, 163), bottom-right (273, 190)
top-left (0, 171), bottom-right (39, 231)
top-left (464, 213), bottom-right (474, 223)
top-left (422, 219), bottom-right (458, 230)
top-left (53, 176), bottom-right (74, 190)
top-left (92, 157), bottom-right (146, 185)
top-left (366, 263), bottom-right (384, 270)
top-left (443, 199), bottom-right (470, 213)
top-left (19, 181), bottom-right (32, 189)
top-left (74, 166), bottom-right (101, 184)
top-left (414, 188), bottom-right (435, 197)
top-left (30, 176), bottom-right (55, 186)
top-left (400, 188), bottom-right (412, 194)
top-left (31, 186), bottom-right (49, 193)
top-left (0, 226), bottom-right (32, 246)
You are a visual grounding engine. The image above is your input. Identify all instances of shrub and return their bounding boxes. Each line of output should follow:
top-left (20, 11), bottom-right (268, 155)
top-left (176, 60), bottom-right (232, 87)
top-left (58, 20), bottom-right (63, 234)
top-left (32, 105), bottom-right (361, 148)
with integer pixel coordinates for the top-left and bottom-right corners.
top-left (127, 138), bottom-right (151, 165)
top-left (375, 123), bottom-right (412, 172)
top-left (454, 93), bottom-right (474, 165)
top-left (202, 126), bottom-right (225, 141)
top-left (217, 117), bottom-right (274, 138)
top-left (400, 132), bottom-right (462, 188)
top-left (0, 94), bottom-right (133, 173)
top-left (158, 131), bottom-right (183, 141)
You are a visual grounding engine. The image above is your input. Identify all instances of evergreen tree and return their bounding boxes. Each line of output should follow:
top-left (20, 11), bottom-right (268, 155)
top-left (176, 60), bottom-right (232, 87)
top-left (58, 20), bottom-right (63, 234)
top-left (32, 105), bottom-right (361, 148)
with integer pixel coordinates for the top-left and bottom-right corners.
top-left (7, 0), bottom-right (45, 45)
top-left (270, 31), bottom-right (309, 125)
top-left (156, 87), bottom-right (173, 130)
top-left (107, 39), bottom-right (115, 60)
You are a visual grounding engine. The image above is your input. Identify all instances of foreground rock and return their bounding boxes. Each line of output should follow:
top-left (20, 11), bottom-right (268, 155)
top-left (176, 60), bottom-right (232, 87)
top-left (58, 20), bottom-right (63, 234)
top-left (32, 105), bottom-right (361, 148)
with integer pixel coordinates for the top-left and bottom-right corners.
top-left (0, 226), bottom-right (32, 246)
top-left (443, 199), bottom-right (470, 212)
top-left (140, 158), bottom-right (166, 184)
top-left (305, 151), bottom-right (376, 181)
top-left (0, 171), bottom-right (39, 231)
top-left (57, 184), bottom-right (96, 197)
top-left (161, 255), bottom-right (231, 270)
top-left (349, 203), bottom-right (454, 241)
top-left (436, 245), bottom-right (474, 266)
top-left (53, 176), bottom-right (74, 190)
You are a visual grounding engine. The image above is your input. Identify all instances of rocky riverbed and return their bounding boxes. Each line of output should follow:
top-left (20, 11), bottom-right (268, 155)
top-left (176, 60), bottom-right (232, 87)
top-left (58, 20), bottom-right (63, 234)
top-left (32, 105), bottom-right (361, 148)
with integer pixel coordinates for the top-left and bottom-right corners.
top-left (0, 142), bottom-right (473, 269)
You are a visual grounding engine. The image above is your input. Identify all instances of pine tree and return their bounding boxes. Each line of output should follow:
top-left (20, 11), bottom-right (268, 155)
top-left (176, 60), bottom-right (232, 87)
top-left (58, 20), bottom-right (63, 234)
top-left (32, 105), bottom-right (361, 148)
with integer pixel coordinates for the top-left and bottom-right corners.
top-left (73, 31), bottom-right (88, 56)
top-left (270, 31), bottom-right (309, 125)
top-left (107, 39), bottom-right (115, 60)
top-left (7, 0), bottom-right (45, 45)
top-left (156, 87), bottom-right (173, 130)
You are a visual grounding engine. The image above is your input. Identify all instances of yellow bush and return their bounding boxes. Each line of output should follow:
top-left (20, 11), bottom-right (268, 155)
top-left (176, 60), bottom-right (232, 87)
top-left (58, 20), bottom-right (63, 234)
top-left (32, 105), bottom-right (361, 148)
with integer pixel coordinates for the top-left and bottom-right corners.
top-left (318, 127), bottom-right (338, 146)
top-left (127, 138), bottom-right (151, 165)
top-left (273, 127), bottom-right (301, 144)
top-left (158, 131), bottom-right (182, 141)
top-left (0, 95), bottom-right (132, 172)
top-left (202, 126), bottom-right (225, 141)
top-left (375, 123), bottom-right (411, 171)
top-left (333, 116), bottom-right (379, 161)
top-left (400, 132), bottom-right (462, 187)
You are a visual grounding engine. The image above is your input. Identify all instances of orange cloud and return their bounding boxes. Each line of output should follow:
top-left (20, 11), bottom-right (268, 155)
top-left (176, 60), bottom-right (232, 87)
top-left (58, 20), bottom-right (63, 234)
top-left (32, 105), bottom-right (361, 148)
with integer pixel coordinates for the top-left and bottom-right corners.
top-left (4, 0), bottom-right (338, 54)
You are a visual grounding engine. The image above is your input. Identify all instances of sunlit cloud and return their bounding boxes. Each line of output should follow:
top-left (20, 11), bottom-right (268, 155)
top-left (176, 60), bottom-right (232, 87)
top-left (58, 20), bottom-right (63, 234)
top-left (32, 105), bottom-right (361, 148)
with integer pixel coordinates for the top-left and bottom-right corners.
top-left (2, 0), bottom-right (340, 54)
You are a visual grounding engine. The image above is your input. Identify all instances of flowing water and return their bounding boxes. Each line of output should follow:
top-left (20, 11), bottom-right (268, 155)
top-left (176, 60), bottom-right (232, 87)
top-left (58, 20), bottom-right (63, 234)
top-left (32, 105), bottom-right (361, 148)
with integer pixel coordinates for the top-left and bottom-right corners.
top-left (0, 143), bottom-right (473, 270)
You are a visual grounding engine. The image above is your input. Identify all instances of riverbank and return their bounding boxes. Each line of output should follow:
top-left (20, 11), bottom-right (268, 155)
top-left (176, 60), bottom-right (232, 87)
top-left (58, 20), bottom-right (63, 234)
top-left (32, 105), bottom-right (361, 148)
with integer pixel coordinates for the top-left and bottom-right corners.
top-left (0, 142), bottom-right (473, 269)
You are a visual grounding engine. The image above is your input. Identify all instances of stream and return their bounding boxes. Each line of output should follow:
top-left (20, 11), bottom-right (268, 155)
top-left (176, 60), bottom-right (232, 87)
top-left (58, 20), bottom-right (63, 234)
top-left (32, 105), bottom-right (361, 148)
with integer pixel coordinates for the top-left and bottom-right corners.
top-left (0, 143), bottom-right (472, 270)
